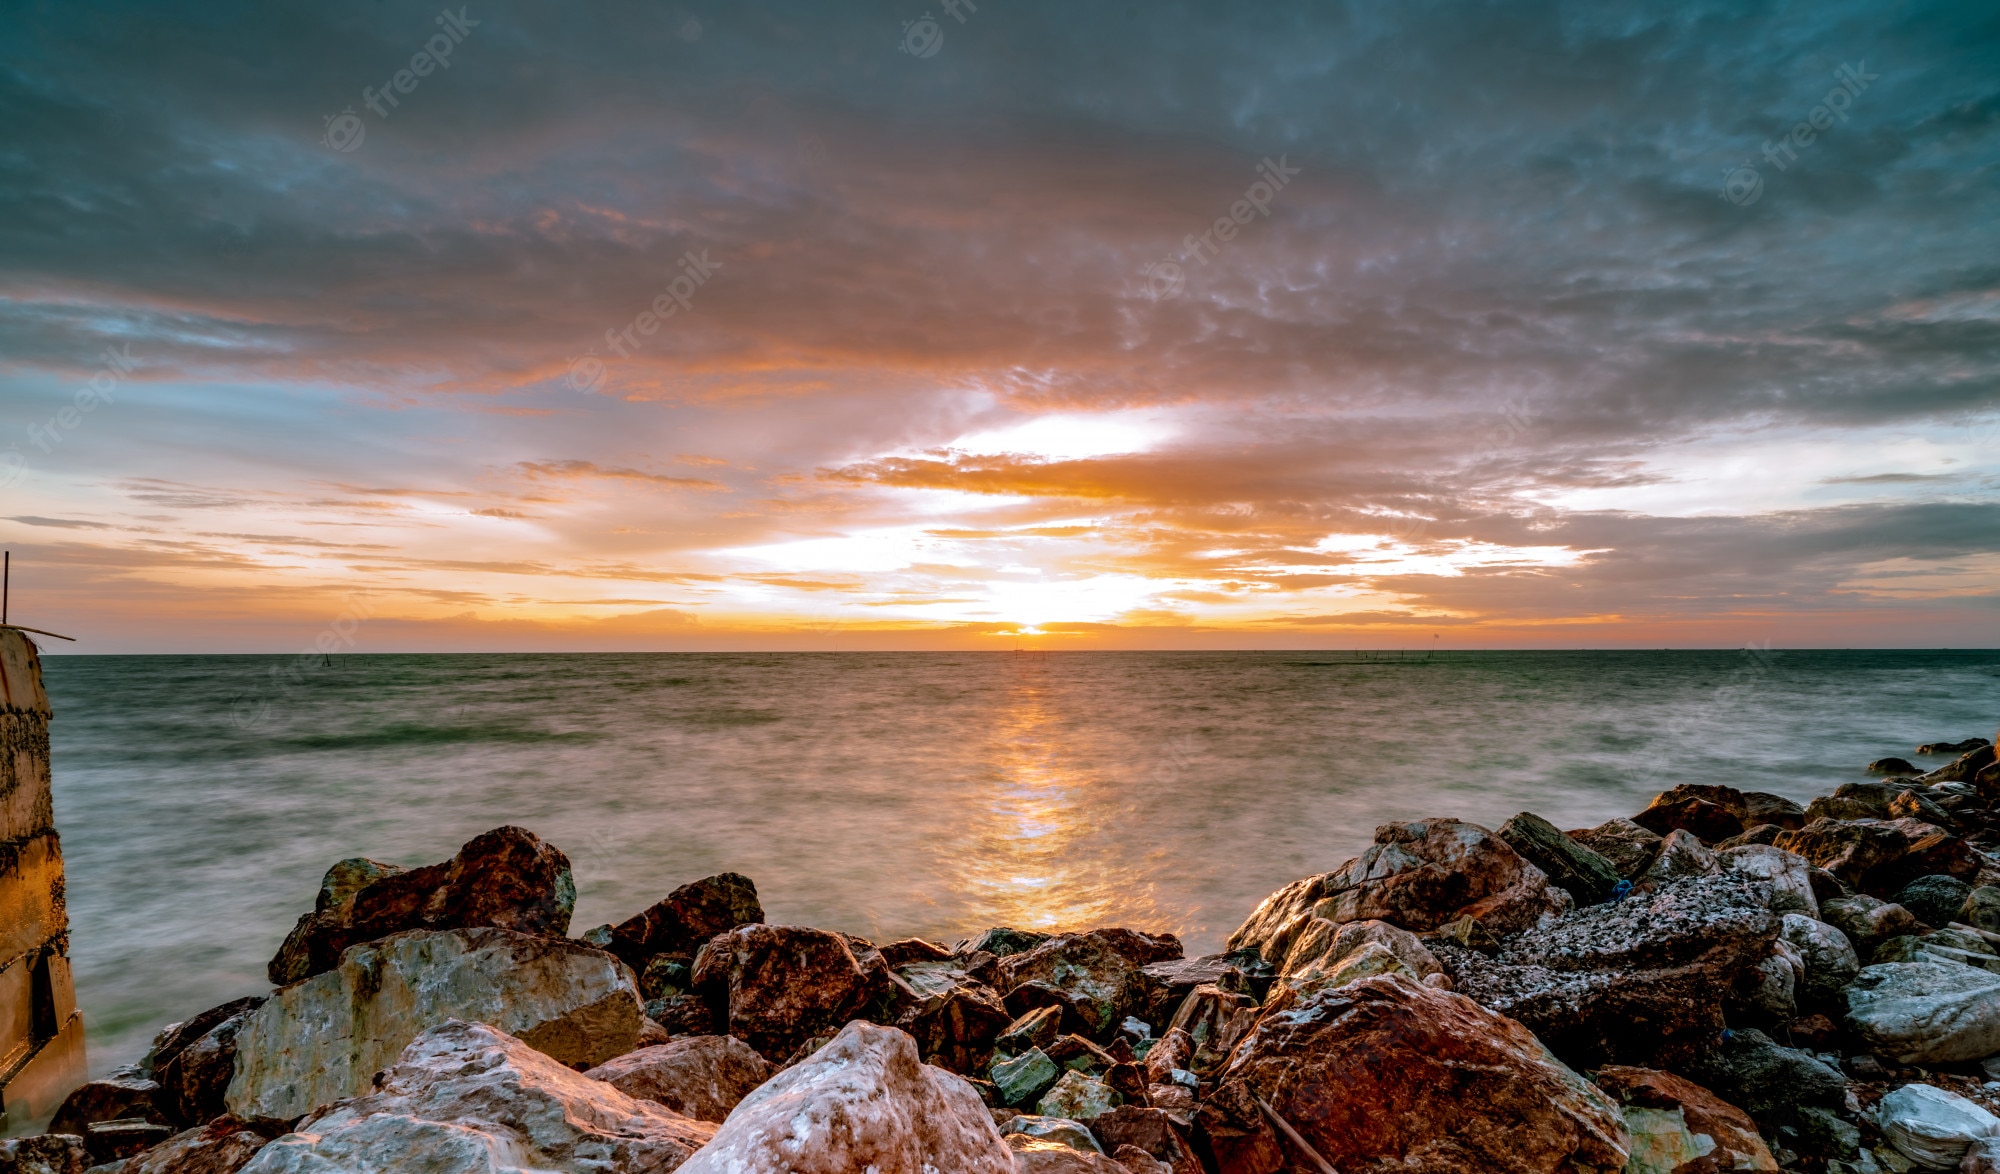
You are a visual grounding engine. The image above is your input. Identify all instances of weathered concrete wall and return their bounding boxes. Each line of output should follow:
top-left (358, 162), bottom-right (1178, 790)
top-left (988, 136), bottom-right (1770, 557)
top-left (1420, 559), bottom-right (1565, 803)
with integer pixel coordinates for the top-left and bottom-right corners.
top-left (0, 629), bottom-right (84, 1133)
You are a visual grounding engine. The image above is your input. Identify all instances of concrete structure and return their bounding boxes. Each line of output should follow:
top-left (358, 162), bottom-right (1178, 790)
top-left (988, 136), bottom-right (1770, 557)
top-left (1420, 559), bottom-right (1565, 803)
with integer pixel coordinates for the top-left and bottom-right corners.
top-left (0, 629), bottom-right (85, 1132)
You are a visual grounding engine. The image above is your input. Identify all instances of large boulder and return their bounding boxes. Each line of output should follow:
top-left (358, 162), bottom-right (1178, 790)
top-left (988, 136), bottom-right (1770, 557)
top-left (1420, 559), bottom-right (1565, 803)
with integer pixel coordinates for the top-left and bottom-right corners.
top-left (1821, 894), bottom-right (1928, 955)
top-left (1776, 817), bottom-right (1979, 896)
top-left (0, 1135), bottom-right (89, 1173)
top-left (1781, 913), bottom-right (1860, 1013)
top-left (690, 923), bottom-right (876, 1061)
top-left (153, 999), bottom-right (265, 1126)
top-left (1274, 918), bottom-right (1441, 987)
top-left (48, 1070), bottom-right (168, 1138)
top-left (1227, 819), bottom-right (1569, 961)
top-left (1719, 844), bottom-right (1818, 916)
top-left (266, 858), bottom-right (403, 985)
top-left (1845, 962), bottom-right (2000, 1064)
top-left (679, 1020), bottom-right (1013, 1174)
top-left (1201, 973), bottom-right (1629, 1174)
top-left (587, 1035), bottom-right (775, 1123)
top-left (1920, 743), bottom-right (1996, 784)
top-left (1498, 812), bottom-right (1620, 905)
top-left (1638, 829), bottom-right (1719, 886)
top-left (226, 927), bottom-right (642, 1121)
top-left (1433, 873), bottom-right (1780, 1068)
top-left (238, 1020), bottom-right (713, 1174)
top-left (894, 978), bottom-right (1012, 1074)
top-left (1896, 875), bottom-right (1975, 929)
top-left (1591, 1066), bottom-right (1778, 1173)
top-left (1567, 819), bottom-right (1663, 881)
top-left (1681, 1027), bottom-right (1847, 1133)
top-left (268, 828), bottom-right (575, 985)
top-left (596, 873), bottom-right (763, 973)
top-left (1632, 786), bottom-right (1746, 843)
top-left (1875, 1083), bottom-right (2000, 1171)
top-left (994, 930), bottom-right (1183, 1039)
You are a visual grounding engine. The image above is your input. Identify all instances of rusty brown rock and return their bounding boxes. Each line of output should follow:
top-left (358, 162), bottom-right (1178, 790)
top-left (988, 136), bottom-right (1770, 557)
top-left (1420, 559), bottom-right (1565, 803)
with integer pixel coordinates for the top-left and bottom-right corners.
top-left (1228, 820), bottom-right (1570, 963)
top-left (114, 1117), bottom-right (290, 1174)
top-left (268, 828), bottom-right (575, 985)
top-left (691, 923), bottom-right (875, 1060)
top-left (994, 930), bottom-right (1183, 1039)
top-left (48, 1070), bottom-right (168, 1138)
top-left (896, 981), bottom-right (1012, 1075)
top-left (1201, 973), bottom-right (1629, 1174)
top-left (1165, 985), bottom-right (1257, 1073)
top-left (1633, 789), bottom-right (1745, 844)
top-left (1567, 818), bottom-right (1664, 880)
top-left (600, 872), bottom-right (763, 973)
top-left (266, 858), bottom-right (403, 986)
top-left (586, 1034), bottom-right (775, 1123)
top-left (1090, 1105), bottom-right (1201, 1174)
top-left (1141, 1027), bottom-right (1192, 1087)
top-left (1593, 1065), bottom-right (1779, 1173)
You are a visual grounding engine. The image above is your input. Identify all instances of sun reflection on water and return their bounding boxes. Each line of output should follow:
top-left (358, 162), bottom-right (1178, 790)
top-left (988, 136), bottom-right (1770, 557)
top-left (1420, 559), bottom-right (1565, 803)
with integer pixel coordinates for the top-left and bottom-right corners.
top-left (948, 665), bottom-right (1171, 935)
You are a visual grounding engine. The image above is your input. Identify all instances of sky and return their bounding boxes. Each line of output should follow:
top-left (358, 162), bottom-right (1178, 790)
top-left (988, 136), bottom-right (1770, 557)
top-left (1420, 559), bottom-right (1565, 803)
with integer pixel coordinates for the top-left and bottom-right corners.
top-left (1, 0), bottom-right (1996, 652)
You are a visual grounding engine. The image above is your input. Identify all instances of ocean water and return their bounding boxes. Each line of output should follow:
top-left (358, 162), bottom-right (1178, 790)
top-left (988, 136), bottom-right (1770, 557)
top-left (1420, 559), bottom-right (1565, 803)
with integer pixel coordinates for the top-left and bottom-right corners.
top-left (38, 648), bottom-right (2000, 1075)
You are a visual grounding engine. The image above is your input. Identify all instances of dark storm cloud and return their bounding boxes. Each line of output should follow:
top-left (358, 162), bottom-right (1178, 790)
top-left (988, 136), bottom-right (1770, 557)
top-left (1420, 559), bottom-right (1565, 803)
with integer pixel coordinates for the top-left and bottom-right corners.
top-left (2, 0), bottom-right (1997, 639)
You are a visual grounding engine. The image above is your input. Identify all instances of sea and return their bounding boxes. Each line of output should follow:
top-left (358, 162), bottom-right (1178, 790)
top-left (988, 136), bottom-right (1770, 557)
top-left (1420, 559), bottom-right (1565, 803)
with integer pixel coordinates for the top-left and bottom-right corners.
top-left (39, 648), bottom-right (2000, 1075)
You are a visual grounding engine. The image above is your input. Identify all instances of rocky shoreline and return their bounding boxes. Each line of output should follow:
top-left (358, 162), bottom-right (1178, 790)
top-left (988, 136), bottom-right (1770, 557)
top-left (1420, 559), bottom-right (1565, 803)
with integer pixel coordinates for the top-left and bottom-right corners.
top-left (6, 734), bottom-right (2000, 1174)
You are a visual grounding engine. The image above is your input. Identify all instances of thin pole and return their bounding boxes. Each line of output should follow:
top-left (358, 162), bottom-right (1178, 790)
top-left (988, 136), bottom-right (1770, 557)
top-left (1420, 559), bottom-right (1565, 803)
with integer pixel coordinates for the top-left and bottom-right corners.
top-left (3, 551), bottom-right (8, 625)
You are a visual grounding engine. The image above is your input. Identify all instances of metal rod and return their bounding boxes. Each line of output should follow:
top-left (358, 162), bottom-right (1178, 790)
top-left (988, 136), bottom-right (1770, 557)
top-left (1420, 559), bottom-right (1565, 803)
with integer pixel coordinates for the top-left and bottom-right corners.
top-left (1257, 1095), bottom-right (1339, 1174)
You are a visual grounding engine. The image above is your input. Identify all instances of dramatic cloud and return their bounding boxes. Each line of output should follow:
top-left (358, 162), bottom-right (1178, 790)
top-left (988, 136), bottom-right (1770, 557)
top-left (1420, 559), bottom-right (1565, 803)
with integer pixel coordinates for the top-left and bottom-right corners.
top-left (1, 0), bottom-right (1995, 650)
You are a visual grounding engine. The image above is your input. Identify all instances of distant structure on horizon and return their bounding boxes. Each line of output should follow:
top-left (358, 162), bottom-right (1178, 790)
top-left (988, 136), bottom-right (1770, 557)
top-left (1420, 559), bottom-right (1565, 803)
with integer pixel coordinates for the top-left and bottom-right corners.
top-left (0, 628), bottom-right (86, 1131)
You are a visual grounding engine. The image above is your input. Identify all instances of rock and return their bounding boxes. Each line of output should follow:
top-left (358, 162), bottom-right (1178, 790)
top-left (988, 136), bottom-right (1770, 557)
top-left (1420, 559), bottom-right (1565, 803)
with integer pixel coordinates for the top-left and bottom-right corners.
top-left (1109, 1144), bottom-right (1171, 1174)
top-left (1002, 1114), bottom-right (1103, 1152)
top-left (993, 1048), bottom-right (1064, 1107)
top-left (1201, 974), bottom-right (1629, 1174)
top-left (1872, 758), bottom-right (1922, 775)
top-left (895, 979), bottom-right (1012, 1074)
top-left (238, 1020), bottom-right (713, 1174)
top-left (1718, 824), bottom-right (1786, 850)
top-left (1898, 876), bottom-right (1976, 930)
top-left (1720, 844), bottom-right (1819, 916)
top-left (1918, 739), bottom-right (1991, 756)
top-left (1593, 1065), bottom-right (1778, 1173)
top-left (1274, 918), bottom-right (1441, 994)
top-left (1568, 819), bottom-right (1664, 880)
top-left (0, 1135), bottom-right (88, 1174)
top-left (1824, 895), bottom-right (1930, 954)
top-left (145, 998), bottom-right (266, 1083)
top-left (678, 1020), bottom-right (1013, 1174)
top-left (84, 1121), bottom-right (175, 1164)
top-left (880, 937), bottom-right (955, 968)
top-left (1846, 962), bottom-right (2000, 1064)
top-left (1434, 874), bottom-right (1780, 1068)
top-left (1920, 745), bottom-right (1996, 785)
top-left (1875, 1083), bottom-right (2000, 1170)
top-left (968, 927), bottom-right (1052, 957)
top-left (1968, 1138), bottom-right (2000, 1174)
top-left (1813, 781), bottom-right (1916, 821)
top-left (1633, 786), bottom-right (1747, 843)
top-left (1812, 866), bottom-right (1851, 902)
top-left (1684, 1027), bottom-right (1848, 1135)
top-left (1639, 829), bottom-right (1721, 885)
top-left (1089, 1106), bottom-right (1200, 1174)
top-left (226, 926), bottom-right (642, 1121)
top-left (1140, 1028), bottom-right (1191, 1088)
top-left (1783, 913), bottom-right (1862, 1013)
top-left (117, 1117), bottom-right (290, 1174)
top-left (691, 923), bottom-right (875, 1060)
top-left (1228, 819), bottom-right (1570, 963)
top-left (48, 1072), bottom-right (167, 1138)
top-left (1778, 818), bottom-right (1913, 888)
top-left (154, 1003), bottom-right (261, 1126)
top-left (265, 858), bottom-right (404, 986)
top-left (586, 1034), bottom-right (774, 1123)
top-left (1614, 1105), bottom-right (1717, 1174)
top-left (1499, 812), bottom-right (1621, 905)
top-left (268, 828), bottom-right (575, 985)
top-left (1890, 789), bottom-right (1959, 828)
top-left (1963, 887), bottom-right (2000, 934)
top-left (998, 1006), bottom-right (1065, 1056)
top-left (1004, 1135), bottom-right (1128, 1173)
top-left (1037, 1071), bottom-right (1121, 1122)
top-left (1872, 828), bottom-right (1985, 897)
top-left (1164, 985), bottom-right (1258, 1072)
top-left (995, 930), bottom-right (1183, 1038)
top-left (599, 872), bottom-right (762, 973)
top-left (1133, 955), bottom-right (1257, 1027)
top-left (1734, 939), bottom-right (1804, 1024)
